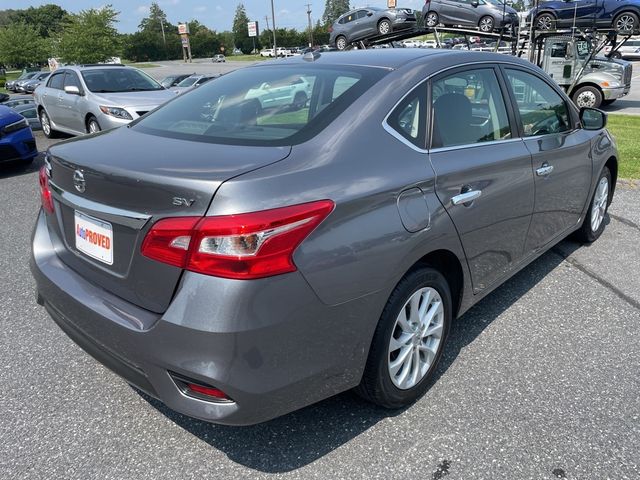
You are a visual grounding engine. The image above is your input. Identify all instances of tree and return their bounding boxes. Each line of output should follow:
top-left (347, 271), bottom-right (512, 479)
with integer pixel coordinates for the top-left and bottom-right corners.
top-left (232, 3), bottom-right (252, 54)
top-left (187, 20), bottom-right (221, 58)
top-left (312, 20), bottom-right (330, 46)
top-left (58, 5), bottom-right (121, 64)
top-left (139, 2), bottom-right (171, 33)
top-left (12, 4), bottom-right (68, 37)
top-left (0, 23), bottom-right (49, 67)
top-left (322, 0), bottom-right (350, 26)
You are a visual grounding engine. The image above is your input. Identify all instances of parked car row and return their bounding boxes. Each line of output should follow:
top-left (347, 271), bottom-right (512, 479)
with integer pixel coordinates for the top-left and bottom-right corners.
top-left (6, 70), bottom-right (50, 93)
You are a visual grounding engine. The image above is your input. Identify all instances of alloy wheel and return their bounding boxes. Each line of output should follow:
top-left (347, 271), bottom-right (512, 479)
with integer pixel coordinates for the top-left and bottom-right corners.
top-left (378, 20), bottom-right (391, 35)
top-left (479, 17), bottom-right (494, 32)
top-left (388, 287), bottom-right (444, 390)
top-left (536, 14), bottom-right (553, 30)
top-left (590, 177), bottom-right (609, 232)
top-left (426, 13), bottom-right (438, 27)
top-left (41, 112), bottom-right (50, 136)
top-left (615, 14), bottom-right (636, 33)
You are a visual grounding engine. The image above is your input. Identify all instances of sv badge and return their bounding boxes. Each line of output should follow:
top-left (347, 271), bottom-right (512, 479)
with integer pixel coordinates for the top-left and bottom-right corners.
top-left (172, 197), bottom-right (195, 207)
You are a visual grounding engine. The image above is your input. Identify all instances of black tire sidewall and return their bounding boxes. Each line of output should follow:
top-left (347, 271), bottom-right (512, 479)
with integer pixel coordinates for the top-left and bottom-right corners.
top-left (614, 12), bottom-right (638, 32)
top-left (576, 167), bottom-right (612, 243)
top-left (88, 117), bottom-right (101, 133)
top-left (41, 110), bottom-right (54, 139)
top-left (573, 86), bottom-right (603, 109)
top-left (378, 19), bottom-right (391, 34)
top-left (363, 268), bottom-right (452, 408)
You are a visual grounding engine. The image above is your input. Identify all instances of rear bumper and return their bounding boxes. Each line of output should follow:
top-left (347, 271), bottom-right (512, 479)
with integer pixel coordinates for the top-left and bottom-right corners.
top-left (31, 210), bottom-right (379, 425)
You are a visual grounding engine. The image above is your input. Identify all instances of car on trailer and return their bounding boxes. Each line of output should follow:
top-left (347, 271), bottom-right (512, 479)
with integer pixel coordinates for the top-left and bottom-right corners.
top-left (423, 0), bottom-right (519, 33)
top-left (529, 0), bottom-right (640, 33)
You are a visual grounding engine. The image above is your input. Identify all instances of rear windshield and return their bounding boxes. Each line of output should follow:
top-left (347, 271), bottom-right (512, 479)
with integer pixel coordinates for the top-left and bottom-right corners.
top-left (81, 68), bottom-right (163, 93)
top-left (133, 64), bottom-right (387, 146)
top-left (177, 76), bottom-right (199, 87)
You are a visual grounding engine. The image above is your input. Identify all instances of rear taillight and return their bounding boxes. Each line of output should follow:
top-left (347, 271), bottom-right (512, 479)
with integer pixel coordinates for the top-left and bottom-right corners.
top-left (141, 200), bottom-right (334, 279)
top-left (39, 165), bottom-right (54, 214)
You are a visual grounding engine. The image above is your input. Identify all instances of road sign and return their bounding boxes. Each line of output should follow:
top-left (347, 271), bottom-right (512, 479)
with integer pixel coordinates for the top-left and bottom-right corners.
top-left (387, 0), bottom-right (397, 7)
top-left (178, 23), bottom-right (190, 35)
top-left (248, 21), bottom-right (258, 37)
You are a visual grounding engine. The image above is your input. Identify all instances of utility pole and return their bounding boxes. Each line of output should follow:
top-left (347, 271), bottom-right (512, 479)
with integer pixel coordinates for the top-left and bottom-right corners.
top-left (160, 18), bottom-right (167, 59)
top-left (306, 4), bottom-right (313, 47)
top-left (270, 0), bottom-right (277, 56)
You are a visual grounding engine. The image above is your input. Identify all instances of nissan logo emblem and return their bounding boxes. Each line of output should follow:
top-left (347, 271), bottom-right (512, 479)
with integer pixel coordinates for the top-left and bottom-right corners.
top-left (73, 170), bottom-right (86, 193)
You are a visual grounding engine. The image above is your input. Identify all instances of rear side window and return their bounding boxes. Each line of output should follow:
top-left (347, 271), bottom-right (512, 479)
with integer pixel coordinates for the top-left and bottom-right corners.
top-left (505, 69), bottom-right (571, 137)
top-left (48, 72), bottom-right (65, 90)
top-left (431, 68), bottom-right (511, 148)
top-left (135, 65), bottom-right (387, 146)
top-left (387, 84), bottom-right (427, 148)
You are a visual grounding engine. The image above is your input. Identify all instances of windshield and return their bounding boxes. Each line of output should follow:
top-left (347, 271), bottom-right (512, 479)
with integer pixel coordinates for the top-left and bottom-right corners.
top-left (134, 64), bottom-right (387, 146)
top-left (177, 77), bottom-right (199, 87)
top-left (485, 0), bottom-right (506, 6)
top-left (80, 68), bottom-right (163, 93)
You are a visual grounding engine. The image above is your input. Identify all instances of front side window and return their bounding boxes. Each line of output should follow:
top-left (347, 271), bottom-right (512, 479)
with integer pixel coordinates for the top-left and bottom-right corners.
top-left (134, 65), bottom-right (386, 146)
top-left (81, 68), bottom-right (163, 93)
top-left (431, 68), bottom-right (511, 148)
top-left (48, 72), bottom-right (65, 90)
top-left (63, 71), bottom-right (81, 90)
top-left (505, 69), bottom-right (571, 137)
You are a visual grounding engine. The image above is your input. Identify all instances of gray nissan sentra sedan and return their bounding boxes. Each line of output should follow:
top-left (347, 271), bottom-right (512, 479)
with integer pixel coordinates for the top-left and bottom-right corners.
top-left (31, 49), bottom-right (617, 426)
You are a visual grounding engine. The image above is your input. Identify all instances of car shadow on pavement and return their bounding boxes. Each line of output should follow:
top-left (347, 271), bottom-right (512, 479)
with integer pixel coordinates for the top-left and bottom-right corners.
top-left (0, 153), bottom-right (43, 179)
top-left (138, 240), bottom-right (572, 473)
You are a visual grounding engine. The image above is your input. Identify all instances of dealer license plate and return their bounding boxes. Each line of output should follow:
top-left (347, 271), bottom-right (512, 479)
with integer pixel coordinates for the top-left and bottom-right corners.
top-left (74, 211), bottom-right (113, 265)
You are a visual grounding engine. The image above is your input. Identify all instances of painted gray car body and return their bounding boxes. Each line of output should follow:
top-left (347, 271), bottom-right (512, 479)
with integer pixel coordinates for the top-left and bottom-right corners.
top-left (423, 0), bottom-right (519, 30)
top-left (31, 49), bottom-right (617, 425)
top-left (330, 7), bottom-right (417, 47)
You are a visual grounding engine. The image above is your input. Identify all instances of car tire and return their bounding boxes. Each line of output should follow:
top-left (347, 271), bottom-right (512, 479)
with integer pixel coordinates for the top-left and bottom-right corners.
top-left (87, 116), bottom-right (101, 134)
top-left (572, 85), bottom-right (603, 109)
top-left (378, 19), bottom-right (392, 35)
top-left (535, 13), bottom-right (555, 30)
top-left (355, 267), bottom-right (451, 409)
top-left (613, 12), bottom-right (638, 33)
top-left (425, 11), bottom-right (439, 27)
top-left (479, 15), bottom-right (495, 32)
top-left (336, 35), bottom-right (348, 50)
top-left (573, 166), bottom-right (612, 243)
top-left (609, 51), bottom-right (622, 59)
top-left (39, 109), bottom-right (58, 139)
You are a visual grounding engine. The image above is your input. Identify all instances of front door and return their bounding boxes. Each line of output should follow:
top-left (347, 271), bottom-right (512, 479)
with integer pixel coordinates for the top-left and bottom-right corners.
top-left (429, 67), bottom-right (535, 292)
top-left (58, 71), bottom-right (86, 133)
top-left (503, 67), bottom-right (593, 252)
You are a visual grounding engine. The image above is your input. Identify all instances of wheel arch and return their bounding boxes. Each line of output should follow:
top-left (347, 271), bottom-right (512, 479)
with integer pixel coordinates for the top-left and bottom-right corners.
top-left (570, 81), bottom-right (603, 99)
top-left (85, 112), bottom-right (98, 131)
top-left (407, 249), bottom-right (465, 319)
top-left (605, 155), bottom-right (618, 204)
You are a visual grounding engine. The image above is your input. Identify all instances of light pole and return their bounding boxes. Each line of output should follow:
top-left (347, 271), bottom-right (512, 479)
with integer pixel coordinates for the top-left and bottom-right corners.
top-left (270, 0), bottom-right (277, 56)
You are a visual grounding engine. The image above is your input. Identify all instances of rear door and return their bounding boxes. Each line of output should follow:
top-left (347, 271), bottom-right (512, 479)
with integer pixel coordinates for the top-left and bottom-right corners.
top-left (40, 70), bottom-right (66, 127)
top-left (429, 67), bottom-right (535, 292)
top-left (502, 67), bottom-right (592, 252)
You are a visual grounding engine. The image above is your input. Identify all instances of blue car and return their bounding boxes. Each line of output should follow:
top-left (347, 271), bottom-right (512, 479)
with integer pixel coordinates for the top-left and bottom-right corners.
top-left (0, 105), bottom-right (38, 164)
top-left (530, 0), bottom-right (640, 32)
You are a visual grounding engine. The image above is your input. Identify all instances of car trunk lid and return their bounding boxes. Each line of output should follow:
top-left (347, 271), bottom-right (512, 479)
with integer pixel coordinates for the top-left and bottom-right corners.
top-left (45, 126), bottom-right (291, 313)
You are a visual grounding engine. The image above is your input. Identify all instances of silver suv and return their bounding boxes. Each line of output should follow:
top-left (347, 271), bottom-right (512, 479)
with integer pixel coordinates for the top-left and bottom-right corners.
top-left (34, 64), bottom-right (175, 137)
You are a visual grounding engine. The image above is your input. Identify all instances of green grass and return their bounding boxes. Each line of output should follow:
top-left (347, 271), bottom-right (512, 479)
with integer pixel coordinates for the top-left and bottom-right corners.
top-left (607, 114), bottom-right (640, 180)
top-left (0, 71), bottom-right (19, 94)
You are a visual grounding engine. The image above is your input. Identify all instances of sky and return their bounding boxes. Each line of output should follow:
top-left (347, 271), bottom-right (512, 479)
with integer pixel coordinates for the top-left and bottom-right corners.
top-left (13, 0), bottom-right (425, 34)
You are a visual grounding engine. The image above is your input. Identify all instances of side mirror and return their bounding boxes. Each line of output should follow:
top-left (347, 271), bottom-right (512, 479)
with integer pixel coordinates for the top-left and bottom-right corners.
top-left (64, 85), bottom-right (81, 95)
top-left (580, 107), bottom-right (607, 130)
top-left (367, 12), bottom-right (373, 16)
top-left (471, 0), bottom-right (479, 6)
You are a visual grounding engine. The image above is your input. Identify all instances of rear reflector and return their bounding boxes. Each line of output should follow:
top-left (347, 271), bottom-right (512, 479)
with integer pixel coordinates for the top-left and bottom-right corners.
top-left (39, 165), bottom-right (54, 214)
top-left (141, 200), bottom-right (334, 279)
top-left (170, 372), bottom-right (232, 403)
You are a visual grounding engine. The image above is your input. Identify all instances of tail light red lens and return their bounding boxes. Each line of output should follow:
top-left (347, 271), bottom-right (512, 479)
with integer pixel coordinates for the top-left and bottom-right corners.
top-left (39, 165), bottom-right (54, 214)
top-left (186, 383), bottom-right (229, 400)
top-left (141, 200), bottom-right (334, 279)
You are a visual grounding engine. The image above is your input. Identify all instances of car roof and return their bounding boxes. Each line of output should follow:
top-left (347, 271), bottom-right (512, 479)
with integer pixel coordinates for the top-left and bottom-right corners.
top-left (256, 49), bottom-right (534, 71)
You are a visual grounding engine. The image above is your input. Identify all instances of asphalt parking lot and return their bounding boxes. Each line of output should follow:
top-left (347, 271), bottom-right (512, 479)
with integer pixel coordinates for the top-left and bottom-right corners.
top-left (1, 143), bottom-right (638, 478)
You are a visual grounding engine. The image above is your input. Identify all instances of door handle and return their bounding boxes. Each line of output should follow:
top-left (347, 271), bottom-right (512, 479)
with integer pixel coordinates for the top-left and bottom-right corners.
top-left (451, 190), bottom-right (482, 206)
top-left (536, 164), bottom-right (554, 176)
